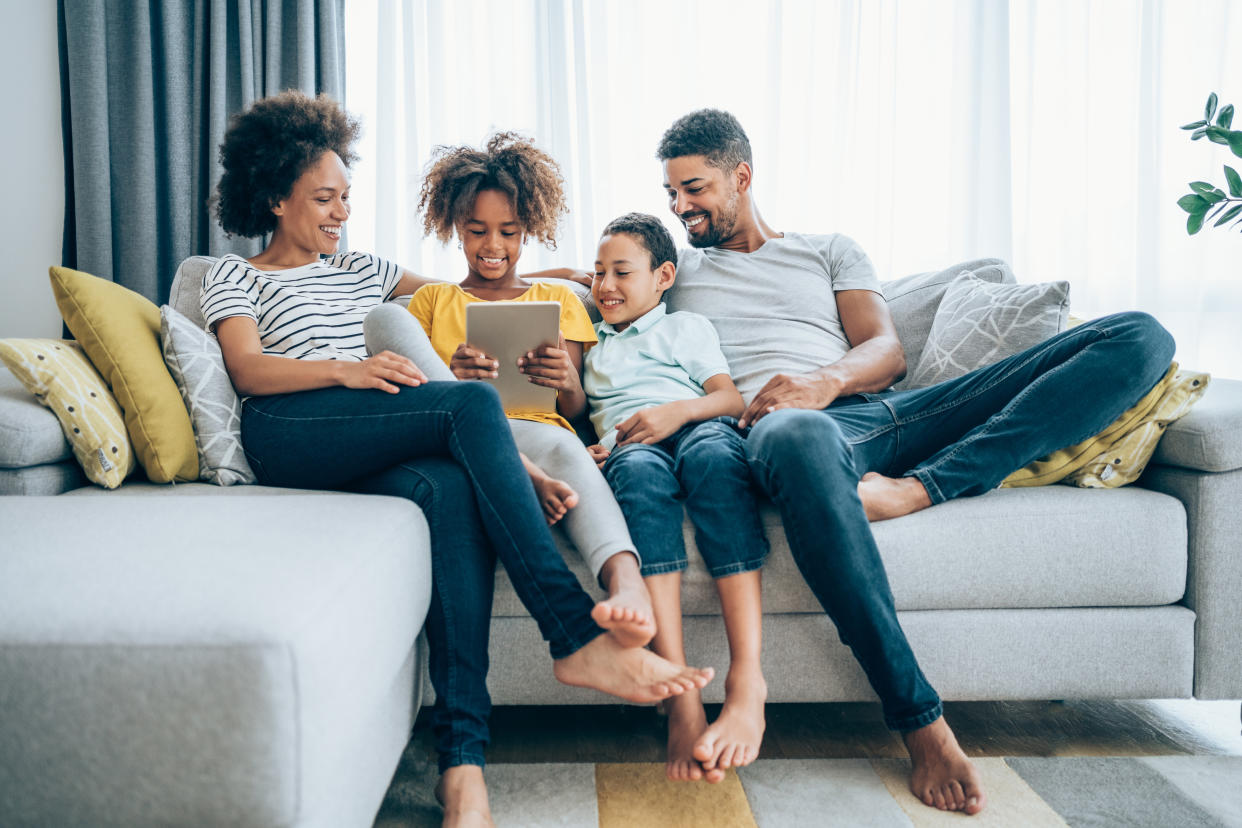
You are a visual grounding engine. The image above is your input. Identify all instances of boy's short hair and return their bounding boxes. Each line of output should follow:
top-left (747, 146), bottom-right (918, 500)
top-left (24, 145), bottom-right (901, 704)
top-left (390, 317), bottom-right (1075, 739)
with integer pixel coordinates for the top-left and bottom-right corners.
top-left (601, 213), bottom-right (678, 270)
top-left (656, 109), bottom-right (752, 173)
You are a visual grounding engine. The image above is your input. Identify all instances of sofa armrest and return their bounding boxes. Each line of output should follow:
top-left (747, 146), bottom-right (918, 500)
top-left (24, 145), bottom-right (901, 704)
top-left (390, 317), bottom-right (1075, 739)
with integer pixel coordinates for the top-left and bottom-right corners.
top-left (1151, 377), bottom-right (1242, 473)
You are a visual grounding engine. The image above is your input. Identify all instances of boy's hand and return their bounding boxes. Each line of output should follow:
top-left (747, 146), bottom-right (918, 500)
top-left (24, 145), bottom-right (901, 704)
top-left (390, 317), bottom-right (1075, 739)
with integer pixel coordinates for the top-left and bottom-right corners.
top-left (518, 334), bottom-right (580, 392)
top-left (339, 351), bottom-right (427, 393)
top-left (614, 404), bottom-right (685, 446)
top-left (450, 343), bottom-right (498, 380)
top-left (586, 444), bottom-right (610, 468)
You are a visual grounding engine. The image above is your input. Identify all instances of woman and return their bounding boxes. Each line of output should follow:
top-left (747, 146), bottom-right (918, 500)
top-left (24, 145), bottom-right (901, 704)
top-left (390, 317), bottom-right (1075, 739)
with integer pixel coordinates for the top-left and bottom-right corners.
top-left (205, 90), bottom-right (712, 827)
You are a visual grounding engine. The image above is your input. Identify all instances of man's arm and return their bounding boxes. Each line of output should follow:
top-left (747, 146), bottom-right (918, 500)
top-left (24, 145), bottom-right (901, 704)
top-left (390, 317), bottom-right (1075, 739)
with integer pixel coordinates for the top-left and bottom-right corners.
top-left (739, 290), bottom-right (906, 427)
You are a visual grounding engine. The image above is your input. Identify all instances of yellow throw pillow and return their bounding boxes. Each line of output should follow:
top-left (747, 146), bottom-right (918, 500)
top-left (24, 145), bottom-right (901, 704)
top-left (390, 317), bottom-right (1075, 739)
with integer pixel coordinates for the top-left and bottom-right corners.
top-left (49, 266), bottom-right (199, 482)
top-left (0, 338), bottom-right (136, 488)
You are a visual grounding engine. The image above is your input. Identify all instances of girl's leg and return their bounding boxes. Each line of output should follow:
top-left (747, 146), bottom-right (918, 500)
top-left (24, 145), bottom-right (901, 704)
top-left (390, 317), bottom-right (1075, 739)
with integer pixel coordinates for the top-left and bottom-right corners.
top-left (511, 419), bottom-right (654, 648)
top-left (363, 302), bottom-right (456, 381)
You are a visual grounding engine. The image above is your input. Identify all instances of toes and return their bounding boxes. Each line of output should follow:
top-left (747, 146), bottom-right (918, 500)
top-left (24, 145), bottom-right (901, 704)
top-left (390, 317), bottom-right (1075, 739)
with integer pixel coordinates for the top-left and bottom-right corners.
top-left (948, 780), bottom-right (966, 810)
top-left (692, 736), bottom-right (716, 764)
top-left (932, 786), bottom-right (949, 811)
top-left (704, 767), bottom-right (726, 784)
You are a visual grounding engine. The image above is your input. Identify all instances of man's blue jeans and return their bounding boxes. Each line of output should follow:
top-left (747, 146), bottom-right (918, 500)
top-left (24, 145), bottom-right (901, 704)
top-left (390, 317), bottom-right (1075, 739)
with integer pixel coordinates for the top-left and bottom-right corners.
top-left (240, 380), bottom-right (605, 771)
top-left (745, 311), bottom-right (1175, 732)
top-left (603, 418), bottom-right (768, 578)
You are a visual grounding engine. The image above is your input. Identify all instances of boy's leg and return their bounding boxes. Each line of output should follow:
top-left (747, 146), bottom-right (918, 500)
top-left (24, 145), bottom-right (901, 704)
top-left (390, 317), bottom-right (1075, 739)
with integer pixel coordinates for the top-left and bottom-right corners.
top-left (510, 419), bottom-right (654, 648)
top-left (363, 302), bottom-right (456, 381)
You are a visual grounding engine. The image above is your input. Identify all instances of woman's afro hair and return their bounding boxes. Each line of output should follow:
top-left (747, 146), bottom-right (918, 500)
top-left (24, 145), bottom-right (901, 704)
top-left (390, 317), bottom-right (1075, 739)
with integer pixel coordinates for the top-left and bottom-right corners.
top-left (214, 90), bottom-right (360, 238)
top-left (417, 131), bottom-right (567, 249)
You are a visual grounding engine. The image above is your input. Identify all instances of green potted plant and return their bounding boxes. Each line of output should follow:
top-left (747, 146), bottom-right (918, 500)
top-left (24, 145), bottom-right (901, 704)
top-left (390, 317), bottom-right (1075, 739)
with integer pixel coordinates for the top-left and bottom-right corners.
top-left (1178, 92), bottom-right (1242, 234)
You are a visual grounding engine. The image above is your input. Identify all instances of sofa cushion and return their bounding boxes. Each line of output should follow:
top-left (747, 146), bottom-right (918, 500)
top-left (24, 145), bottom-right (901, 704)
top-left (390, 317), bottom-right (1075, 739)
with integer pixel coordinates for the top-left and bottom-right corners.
top-left (0, 461), bottom-right (87, 496)
top-left (0, 491), bottom-right (431, 827)
top-left (0, 338), bottom-right (137, 488)
top-left (1151, 378), bottom-right (1242, 473)
top-left (168, 255), bottom-right (215, 329)
top-left (49, 266), bottom-right (199, 483)
top-left (0, 364), bottom-right (71, 468)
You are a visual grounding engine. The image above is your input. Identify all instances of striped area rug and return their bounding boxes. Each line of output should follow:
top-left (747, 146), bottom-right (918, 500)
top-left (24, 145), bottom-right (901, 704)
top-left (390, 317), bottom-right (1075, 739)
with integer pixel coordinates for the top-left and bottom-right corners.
top-left (375, 755), bottom-right (1242, 827)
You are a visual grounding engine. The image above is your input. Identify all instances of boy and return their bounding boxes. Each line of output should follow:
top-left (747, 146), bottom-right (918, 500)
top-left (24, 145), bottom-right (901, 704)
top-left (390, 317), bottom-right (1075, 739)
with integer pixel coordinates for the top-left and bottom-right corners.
top-left (584, 212), bottom-right (770, 783)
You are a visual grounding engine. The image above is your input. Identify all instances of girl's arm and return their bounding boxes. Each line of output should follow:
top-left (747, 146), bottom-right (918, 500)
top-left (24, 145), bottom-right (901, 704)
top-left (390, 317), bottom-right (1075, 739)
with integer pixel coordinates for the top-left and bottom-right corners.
top-left (215, 316), bottom-right (426, 396)
top-left (613, 374), bottom-right (743, 446)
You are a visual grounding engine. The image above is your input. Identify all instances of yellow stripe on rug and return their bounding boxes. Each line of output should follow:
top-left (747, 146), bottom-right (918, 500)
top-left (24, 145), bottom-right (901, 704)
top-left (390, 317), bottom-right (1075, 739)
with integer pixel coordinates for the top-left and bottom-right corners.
top-left (596, 763), bottom-right (758, 828)
top-left (871, 757), bottom-right (1068, 826)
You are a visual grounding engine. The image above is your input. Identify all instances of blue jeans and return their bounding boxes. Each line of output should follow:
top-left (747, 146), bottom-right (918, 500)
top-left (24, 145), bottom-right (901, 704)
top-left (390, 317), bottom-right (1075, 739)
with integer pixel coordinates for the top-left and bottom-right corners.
top-left (603, 418), bottom-right (768, 578)
top-left (745, 312), bottom-right (1175, 732)
top-left (240, 380), bottom-right (604, 771)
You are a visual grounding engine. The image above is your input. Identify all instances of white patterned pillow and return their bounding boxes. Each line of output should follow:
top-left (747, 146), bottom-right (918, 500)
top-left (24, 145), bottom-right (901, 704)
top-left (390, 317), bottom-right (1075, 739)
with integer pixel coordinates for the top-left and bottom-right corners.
top-left (160, 305), bottom-right (255, 485)
top-left (907, 271), bottom-right (1069, 388)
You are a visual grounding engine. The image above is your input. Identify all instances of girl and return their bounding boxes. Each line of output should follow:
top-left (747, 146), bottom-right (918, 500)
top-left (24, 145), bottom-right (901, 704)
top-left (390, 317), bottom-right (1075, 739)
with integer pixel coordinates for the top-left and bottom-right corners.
top-left (205, 92), bottom-right (711, 828)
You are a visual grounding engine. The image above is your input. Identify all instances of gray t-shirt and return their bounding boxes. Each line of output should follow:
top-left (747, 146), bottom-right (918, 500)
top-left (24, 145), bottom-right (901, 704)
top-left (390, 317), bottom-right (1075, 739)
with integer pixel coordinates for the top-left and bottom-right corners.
top-left (665, 232), bottom-right (882, 405)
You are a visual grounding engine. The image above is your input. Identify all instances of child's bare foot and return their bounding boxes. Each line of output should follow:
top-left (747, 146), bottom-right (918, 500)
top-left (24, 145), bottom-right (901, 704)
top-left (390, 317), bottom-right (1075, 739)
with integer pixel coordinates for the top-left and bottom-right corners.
top-left (553, 632), bottom-right (713, 704)
top-left (592, 552), bottom-right (656, 648)
top-left (902, 716), bottom-right (986, 815)
top-left (858, 472), bottom-right (932, 521)
top-left (533, 475), bottom-right (578, 525)
top-left (693, 665), bottom-right (767, 783)
top-left (663, 690), bottom-right (709, 781)
top-left (436, 765), bottom-right (495, 828)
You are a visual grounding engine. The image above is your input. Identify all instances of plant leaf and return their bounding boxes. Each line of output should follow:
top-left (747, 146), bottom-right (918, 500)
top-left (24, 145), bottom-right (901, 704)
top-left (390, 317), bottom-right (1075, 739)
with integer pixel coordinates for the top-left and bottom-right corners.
top-left (1229, 130), bottom-right (1242, 158)
top-left (1188, 211), bottom-right (1206, 234)
top-left (1193, 127), bottom-right (1208, 140)
top-left (1190, 181), bottom-right (1217, 195)
top-left (1225, 166), bottom-right (1242, 197)
top-left (1213, 203), bottom-right (1242, 227)
top-left (1178, 194), bottom-right (1209, 213)
top-left (1206, 92), bottom-right (1219, 121)
top-left (1206, 126), bottom-right (1231, 145)
top-left (1218, 104), bottom-right (1235, 129)
top-left (1203, 191), bottom-right (1226, 205)
top-left (1182, 120), bottom-right (1208, 130)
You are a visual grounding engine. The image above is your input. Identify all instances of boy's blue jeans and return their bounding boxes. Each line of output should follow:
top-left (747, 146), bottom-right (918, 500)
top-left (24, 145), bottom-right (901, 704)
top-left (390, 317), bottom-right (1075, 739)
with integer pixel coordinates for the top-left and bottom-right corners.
top-left (602, 418), bottom-right (768, 578)
top-left (240, 380), bottom-right (604, 771)
top-left (745, 311), bottom-right (1175, 732)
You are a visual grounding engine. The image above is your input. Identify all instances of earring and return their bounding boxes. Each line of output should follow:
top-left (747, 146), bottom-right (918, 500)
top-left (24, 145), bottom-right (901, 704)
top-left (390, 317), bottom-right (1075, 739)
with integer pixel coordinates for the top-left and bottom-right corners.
top-left (457, 241), bottom-right (463, 249)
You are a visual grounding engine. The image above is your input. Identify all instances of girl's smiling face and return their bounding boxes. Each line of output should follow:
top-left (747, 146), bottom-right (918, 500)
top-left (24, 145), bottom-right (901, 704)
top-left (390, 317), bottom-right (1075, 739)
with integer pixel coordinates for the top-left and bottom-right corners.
top-left (459, 189), bottom-right (524, 285)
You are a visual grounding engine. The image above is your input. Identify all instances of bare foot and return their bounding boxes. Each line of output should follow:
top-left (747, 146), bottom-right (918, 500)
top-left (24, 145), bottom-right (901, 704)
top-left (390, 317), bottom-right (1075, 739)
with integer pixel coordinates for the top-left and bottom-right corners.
top-left (553, 632), bottom-right (714, 704)
top-left (436, 765), bottom-right (495, 828)
top-left (858, 472), bottom-right (932, 522)
top-left (663, 691), bottom-right (708, 781)
top-left (592, 552), bottom-right (656, 648)
top-left (534, 475), bottom-right (578, 525)
top-left (902, 716), bottom-right (986, 815)
top-left (693, 666), bottom-right (767, 783)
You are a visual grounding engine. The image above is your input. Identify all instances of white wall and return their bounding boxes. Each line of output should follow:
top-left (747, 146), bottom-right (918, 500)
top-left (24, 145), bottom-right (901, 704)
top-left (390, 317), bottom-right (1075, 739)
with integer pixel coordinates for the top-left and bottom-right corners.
top-left (1, 0), bottom-right (64, 338)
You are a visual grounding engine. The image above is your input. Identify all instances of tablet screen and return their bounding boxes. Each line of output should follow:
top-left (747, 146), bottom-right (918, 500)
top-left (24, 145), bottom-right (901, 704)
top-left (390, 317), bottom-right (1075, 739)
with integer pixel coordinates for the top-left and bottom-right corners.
top-left (465, 301), bottom-right (561, 413)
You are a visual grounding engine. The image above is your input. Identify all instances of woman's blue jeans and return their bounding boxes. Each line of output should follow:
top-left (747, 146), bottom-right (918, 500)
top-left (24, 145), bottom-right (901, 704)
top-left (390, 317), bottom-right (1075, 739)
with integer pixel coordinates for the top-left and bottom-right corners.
top-left (745, 312), bottom-right (1175, 732)
top-left (240, 380), bottom-right (604, 771)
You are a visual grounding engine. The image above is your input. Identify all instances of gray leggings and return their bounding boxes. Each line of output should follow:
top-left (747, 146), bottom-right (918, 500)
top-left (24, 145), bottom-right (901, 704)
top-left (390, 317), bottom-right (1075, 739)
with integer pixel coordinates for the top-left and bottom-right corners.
top-left (364, 303), bottom-right (637, 577)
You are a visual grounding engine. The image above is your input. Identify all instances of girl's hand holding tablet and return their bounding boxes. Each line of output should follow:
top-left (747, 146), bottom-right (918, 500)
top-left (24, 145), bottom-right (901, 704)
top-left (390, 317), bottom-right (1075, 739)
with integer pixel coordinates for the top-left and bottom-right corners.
top-left (518, 334), bottom-right (579, 391)
top-left (450, 343), bottom-right (499, 380)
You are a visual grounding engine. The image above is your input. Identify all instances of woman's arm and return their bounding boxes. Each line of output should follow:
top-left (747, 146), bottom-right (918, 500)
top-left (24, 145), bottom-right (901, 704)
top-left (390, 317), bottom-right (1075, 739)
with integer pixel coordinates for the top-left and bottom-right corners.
top-left (613, 374), bottom-right (743, 446)
top-left (215, 316), bottom-right (425, 396)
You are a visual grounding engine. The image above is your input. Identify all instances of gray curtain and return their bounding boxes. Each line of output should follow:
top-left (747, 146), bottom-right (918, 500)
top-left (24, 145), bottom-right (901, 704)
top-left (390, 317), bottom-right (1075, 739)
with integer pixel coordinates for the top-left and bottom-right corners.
top-left (58, 0), bottom-right (346, 304)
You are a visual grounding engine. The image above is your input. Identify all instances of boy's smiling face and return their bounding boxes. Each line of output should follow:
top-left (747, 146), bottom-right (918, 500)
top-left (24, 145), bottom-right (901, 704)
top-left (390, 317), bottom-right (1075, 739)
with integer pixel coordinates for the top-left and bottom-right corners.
top-left (593, 232), bottom-right (676, 331)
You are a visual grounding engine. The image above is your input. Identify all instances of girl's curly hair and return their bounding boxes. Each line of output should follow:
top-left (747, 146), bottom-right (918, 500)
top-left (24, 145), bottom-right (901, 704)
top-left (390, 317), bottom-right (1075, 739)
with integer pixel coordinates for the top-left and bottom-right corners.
top-left (417, 132), bottom-right (567, 249)
top-left (213, 91), bottom-right (360, 238)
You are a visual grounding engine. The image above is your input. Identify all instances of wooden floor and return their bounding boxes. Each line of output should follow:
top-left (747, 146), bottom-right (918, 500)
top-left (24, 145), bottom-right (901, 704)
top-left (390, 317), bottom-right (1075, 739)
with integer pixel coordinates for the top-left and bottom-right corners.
top-left (409, 699), bottom-right (1242, 764)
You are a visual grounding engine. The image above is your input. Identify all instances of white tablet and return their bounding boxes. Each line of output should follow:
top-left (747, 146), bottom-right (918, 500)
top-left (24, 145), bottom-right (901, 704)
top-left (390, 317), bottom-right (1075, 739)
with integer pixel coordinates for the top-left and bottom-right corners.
top-left (465, 301), bottom-right (561, 414)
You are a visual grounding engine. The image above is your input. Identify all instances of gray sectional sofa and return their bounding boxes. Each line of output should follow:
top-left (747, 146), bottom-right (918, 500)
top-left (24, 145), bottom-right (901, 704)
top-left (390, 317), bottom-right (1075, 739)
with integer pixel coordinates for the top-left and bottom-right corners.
top-left (2, 259), bottom-right (1240, 827)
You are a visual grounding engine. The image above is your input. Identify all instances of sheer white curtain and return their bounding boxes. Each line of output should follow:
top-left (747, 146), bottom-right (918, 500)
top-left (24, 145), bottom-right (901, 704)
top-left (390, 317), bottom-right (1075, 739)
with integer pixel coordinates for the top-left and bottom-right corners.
top-left (345, 0), bottom-right (1241, 377)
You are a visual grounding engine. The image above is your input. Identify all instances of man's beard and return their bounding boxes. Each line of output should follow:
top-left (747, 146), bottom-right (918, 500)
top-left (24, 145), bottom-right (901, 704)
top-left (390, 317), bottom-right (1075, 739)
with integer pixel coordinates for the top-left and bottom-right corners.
top-left (684, 193), bottom-right (740, 248)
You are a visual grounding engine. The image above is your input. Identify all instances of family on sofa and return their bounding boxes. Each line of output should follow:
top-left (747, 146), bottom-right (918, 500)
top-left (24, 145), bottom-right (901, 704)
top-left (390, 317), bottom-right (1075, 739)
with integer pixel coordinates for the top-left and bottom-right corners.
top-left (3, 91), bottom-right (1188, 827)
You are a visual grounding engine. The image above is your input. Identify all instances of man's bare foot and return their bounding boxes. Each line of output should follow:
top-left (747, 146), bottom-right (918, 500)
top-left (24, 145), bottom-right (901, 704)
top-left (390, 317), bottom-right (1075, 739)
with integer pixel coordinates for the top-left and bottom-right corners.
top-left (435, 765), bottom-right (495, 828)
top-left (902, 716), bottom-right (986, 815)
top-left (532, 474), bottom-right (578, 525)
top-left (858, 472), bottom-right (932, 522)
top-left (592, 552), bottom-right (656, 648)
top-left (693, 666), bottom-right (767, 783)
top-left (663, 690), bottom-right (709, 781)
top-left (553, 632), bottom-right (713, 704)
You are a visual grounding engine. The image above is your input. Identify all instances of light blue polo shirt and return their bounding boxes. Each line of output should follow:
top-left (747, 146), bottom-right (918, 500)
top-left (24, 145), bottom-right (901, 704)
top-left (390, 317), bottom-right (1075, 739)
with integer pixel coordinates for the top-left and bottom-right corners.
top-left (583, 303), bottom-right (732, 450)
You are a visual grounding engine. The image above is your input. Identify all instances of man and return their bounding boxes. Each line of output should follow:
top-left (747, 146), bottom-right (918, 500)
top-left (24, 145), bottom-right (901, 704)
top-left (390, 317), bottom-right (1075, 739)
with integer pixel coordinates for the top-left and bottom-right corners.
top-left (656, 108), bottom-right (1175, 815)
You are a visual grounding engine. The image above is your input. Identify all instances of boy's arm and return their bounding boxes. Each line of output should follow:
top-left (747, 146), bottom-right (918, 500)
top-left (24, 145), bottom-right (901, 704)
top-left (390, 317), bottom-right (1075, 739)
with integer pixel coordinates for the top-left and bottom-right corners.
top-left (613, 374), bottom-right (743, 446)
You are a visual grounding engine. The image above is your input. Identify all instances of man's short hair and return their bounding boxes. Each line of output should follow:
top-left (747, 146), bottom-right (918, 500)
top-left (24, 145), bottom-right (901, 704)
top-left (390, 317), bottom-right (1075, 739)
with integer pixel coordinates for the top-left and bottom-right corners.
top-left (601, 213), bottom-right (678, 270)
top-left (656, 109), bottom-right (752, 172)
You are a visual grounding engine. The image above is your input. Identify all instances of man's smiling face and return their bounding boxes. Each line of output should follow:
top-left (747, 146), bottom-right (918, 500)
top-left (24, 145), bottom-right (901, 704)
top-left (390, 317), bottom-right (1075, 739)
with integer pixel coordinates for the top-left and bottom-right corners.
top-left (662, 155), bottom-right (742, 249)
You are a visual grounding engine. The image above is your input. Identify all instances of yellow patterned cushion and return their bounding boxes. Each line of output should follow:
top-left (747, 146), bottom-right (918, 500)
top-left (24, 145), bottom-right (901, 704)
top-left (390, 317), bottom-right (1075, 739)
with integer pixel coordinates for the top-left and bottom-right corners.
top-left (1002, 363), bottom-right (1210, 489)
top-left (0, 338), bottom-right (136, 488)
top-left (49, 266), bottom-right (199, 483)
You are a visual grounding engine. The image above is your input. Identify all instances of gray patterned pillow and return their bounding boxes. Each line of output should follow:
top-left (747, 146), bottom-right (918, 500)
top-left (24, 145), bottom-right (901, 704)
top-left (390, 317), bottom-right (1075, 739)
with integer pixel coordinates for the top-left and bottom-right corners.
top-left (159, 305), bottom-right (255, 485)
top-left (906, 271), bottom-right (1069, 388)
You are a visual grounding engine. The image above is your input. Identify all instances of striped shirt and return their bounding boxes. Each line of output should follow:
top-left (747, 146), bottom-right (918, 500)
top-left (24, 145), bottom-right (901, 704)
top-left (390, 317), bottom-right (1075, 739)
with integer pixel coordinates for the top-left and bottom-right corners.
top-left (201, 252), bottom-right (402, 361)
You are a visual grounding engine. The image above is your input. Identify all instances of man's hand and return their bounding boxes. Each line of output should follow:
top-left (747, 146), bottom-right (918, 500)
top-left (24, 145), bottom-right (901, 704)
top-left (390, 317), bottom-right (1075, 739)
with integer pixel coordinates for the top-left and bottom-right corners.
top-left (450, 343), bottom-right (498, 380)
top-left (586, 444), bottom-right (611, 468)
top-left (517, 334), bottom-right (579, 392)
top-left (739, 371), bottom-right (842, 428)
top-left (339, 351), bottom-right (427, 394)
top-left (614, 403), bottom-right (687, 446)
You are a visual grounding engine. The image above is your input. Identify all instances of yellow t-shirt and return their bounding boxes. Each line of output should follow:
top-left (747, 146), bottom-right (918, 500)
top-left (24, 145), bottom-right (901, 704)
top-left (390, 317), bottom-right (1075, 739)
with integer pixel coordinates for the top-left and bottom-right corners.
top-left (407, 281), bottom-right (596, 431)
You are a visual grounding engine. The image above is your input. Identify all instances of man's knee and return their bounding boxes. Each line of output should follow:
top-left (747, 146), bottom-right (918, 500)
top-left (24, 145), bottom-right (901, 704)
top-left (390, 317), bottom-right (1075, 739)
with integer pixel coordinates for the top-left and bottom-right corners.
top-left (746, 408), bottom-right (846, 466)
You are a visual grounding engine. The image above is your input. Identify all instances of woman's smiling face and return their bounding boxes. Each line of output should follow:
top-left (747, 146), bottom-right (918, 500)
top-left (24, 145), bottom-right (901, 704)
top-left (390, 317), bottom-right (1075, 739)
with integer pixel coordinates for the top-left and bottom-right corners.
top-left (271, 150), bottom-right (351, 257)
top-left (459, 188), bottom-right (524, 283)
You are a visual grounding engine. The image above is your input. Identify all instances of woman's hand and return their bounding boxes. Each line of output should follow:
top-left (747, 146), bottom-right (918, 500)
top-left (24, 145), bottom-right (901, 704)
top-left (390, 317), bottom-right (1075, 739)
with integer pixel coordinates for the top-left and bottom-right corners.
top-left (450, 343), bottom-right (499, 380)
top-left (338, 351), bottom-right (427, 394)
top-left (517, 334), bottom-right (580, 393)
